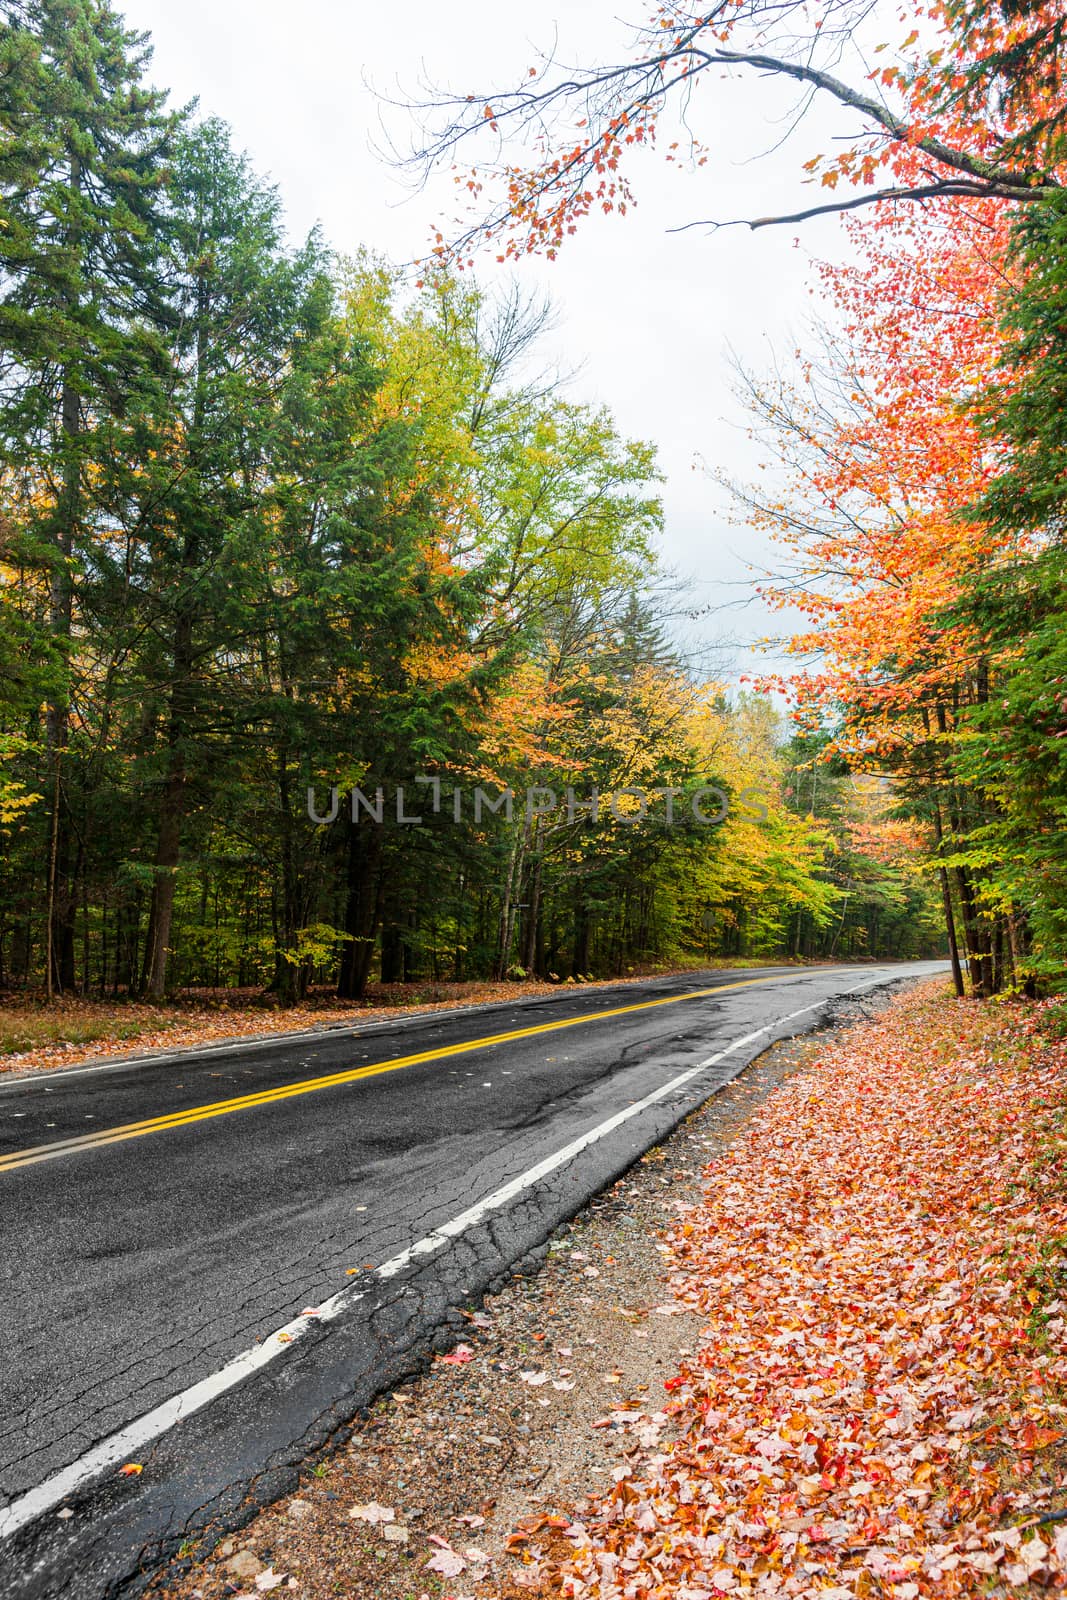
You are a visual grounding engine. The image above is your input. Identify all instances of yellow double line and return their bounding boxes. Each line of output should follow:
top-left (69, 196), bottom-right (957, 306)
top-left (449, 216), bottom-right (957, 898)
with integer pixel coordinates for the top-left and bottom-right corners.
top-left (0, 975), bottom-right (777, 1176)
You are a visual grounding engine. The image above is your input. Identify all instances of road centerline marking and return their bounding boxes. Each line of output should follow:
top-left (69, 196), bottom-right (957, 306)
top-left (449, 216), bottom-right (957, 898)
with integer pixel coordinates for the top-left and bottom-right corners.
top-left (0, 975), bottom-right (785, 1175)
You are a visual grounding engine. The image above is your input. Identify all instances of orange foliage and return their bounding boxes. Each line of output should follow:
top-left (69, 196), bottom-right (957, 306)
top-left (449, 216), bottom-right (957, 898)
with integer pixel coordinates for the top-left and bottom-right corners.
top-left (430, 0), bottom-right (1066, 267)
top-left (421, 0), bottom-right (1067, 774)
top-left (751, 187), bottom-right (1022, 757)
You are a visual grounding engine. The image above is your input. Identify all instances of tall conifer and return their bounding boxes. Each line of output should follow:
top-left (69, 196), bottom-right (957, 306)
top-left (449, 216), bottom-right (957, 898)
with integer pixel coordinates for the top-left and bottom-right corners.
top-left (0, 0), bottom-right (173, 990)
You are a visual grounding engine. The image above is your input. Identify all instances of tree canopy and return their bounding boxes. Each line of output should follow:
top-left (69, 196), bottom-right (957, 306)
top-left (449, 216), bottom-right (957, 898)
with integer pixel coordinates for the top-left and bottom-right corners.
top-left (0, 0), bottom-right (965, 1004)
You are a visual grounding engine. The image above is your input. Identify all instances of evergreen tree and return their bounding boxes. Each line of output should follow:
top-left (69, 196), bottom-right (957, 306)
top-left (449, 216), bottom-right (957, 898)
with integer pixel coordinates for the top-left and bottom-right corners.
top-left (126, 119), bottom-right (326, 998)
top-left (0, 0), bottom-right (173, 991)
top-left (938, 194), bottom-right (1067, 987)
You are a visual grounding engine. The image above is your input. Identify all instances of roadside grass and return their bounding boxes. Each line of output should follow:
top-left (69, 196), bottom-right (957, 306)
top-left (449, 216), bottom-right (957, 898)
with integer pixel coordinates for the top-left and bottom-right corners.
top-left (0, 1003), bottom-right (182, 1058)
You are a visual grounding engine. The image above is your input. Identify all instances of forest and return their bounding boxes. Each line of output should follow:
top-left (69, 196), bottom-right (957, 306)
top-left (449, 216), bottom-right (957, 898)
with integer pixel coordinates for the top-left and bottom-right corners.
top-left (401, 0), bottom-right (1067, 1000)
top-left (6, 8), bottom-right (1067, 1594)
top-left (10, 0), bottom-right (1044, 1010)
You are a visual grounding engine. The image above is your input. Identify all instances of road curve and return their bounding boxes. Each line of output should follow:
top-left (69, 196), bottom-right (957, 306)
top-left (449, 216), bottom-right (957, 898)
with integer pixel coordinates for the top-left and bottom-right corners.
top-left (0, 961), bottom-right (945, 1598)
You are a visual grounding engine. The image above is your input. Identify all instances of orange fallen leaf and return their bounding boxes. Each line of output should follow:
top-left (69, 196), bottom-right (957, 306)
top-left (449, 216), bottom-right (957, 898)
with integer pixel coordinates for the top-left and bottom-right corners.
top-left (438, 1344), bottom-right (474, 1365)
top-left (535, 984), bottom-right (1067, 1600)
top-left (1020, 1422), bottom-right (1064, 1450)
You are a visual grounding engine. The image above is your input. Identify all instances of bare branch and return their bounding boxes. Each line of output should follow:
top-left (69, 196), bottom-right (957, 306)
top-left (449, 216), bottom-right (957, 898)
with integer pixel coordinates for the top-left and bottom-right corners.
top-left (393, 1), bottom-right (1063, 259)
top-left (707, 47), bottom-right (1055, 194)
top-left (668, 180), bottom-right (1048, 233)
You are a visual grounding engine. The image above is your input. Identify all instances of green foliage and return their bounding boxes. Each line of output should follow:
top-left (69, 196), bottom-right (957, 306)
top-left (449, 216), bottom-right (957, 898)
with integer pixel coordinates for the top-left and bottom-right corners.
top-left (778, 734), bottom-right (946, 963)
top-left (977, 195), bottom-right (1067, 536)
top-left (947, 548), bottom-right (1067, 985)
top-left (0, 9), bottom-right (937, 999)
top-left (0, 734), bottom-right (41, 829)
top-left (945, 0), bottom-right (1067, 162)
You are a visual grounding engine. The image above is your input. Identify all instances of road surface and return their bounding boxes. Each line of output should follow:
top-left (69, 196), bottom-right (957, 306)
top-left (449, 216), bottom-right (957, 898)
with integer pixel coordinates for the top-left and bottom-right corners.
top-left (0, 961), bottom-right (945, 1597)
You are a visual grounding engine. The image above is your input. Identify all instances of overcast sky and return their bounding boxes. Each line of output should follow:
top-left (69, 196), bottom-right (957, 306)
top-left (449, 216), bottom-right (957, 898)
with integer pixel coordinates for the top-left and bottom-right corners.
top-left (119, 0), bottom-right (862, 680)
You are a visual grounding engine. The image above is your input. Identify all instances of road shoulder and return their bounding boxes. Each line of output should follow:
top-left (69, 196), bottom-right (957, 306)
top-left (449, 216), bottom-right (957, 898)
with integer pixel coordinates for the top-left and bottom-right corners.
top-left (148, 1026), bottom-right (830, 1600)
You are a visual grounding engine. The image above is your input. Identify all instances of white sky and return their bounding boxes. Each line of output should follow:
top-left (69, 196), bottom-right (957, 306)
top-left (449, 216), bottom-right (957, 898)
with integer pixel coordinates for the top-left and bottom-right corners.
top-left (119, 0), bottom-right (863, 680)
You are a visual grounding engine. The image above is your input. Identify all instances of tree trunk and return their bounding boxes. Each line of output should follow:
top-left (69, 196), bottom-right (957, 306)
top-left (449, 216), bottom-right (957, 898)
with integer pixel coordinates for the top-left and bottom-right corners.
top-left (930, 798), bottom-right (965, 999)
top-left (140, 586), bottom-right (195, 1001)
top-left (952, 865), bottom-right (986, 996)
top-left (139, 266), bottom-right (213, 1001)
top-left (938, 866), bottom-right (965, 999)
top-left (140, 768), bottom-right (183, 999)
top-left (268, 748), bottom-right (315, 1005)
top-left (495, 822), bottom-right (526, 979)
top-left (572, 895), bottom-right (590, 978)
top-left (932, 702), bottom-right (993, 997)
top-left (380, 917), bottom-right (404, 984)
top-left (45, 358), bottom-right (82, 996)
top-left (337, 819), bottom-right (383, 999)
top-left (522, 853), bottom-right (543, 976)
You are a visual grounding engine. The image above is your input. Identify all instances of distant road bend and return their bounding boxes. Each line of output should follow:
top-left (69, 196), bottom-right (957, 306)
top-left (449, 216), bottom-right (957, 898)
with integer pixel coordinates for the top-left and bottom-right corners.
top-left (0, 960), bottom-right (946, 1599)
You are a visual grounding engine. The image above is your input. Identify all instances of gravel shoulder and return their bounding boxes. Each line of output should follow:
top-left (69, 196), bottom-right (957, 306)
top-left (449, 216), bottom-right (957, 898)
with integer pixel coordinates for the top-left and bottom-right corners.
top-left (149, 1022), bottom-right (837, 1600)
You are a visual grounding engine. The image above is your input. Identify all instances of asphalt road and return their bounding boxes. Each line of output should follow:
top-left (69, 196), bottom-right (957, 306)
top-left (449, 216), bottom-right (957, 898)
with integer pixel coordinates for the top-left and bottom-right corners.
top-left (0, 961), bottom-right (945, 1598)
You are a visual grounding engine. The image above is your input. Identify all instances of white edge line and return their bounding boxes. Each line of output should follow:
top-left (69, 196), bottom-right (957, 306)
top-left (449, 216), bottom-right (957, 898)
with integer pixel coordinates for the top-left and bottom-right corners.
top-left (0, 973), bottom-right (897, 1541)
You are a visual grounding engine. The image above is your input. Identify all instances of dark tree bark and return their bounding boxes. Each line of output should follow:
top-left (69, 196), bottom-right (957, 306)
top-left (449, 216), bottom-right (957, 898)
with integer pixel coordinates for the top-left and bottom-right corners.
top-left (337, 819), bottom-right (384, 999)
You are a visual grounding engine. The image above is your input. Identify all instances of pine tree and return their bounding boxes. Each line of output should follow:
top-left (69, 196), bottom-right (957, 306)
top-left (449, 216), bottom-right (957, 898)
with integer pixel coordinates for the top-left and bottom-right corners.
top-left (129, 118), bottom-right (326, 999)
top-left (946, 0), bottom-right (1067, 161)
top-left (0, 0), bottom-right (174, 992)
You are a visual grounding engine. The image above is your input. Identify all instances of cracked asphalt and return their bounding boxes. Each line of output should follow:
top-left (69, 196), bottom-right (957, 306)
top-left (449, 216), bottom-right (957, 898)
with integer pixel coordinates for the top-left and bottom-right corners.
top-left (0, 961), bottom-right (945, 1599)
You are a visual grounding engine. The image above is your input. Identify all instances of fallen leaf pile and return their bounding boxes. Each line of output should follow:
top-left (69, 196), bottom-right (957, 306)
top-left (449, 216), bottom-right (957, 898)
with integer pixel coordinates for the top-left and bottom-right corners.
top-left (519, 983), bottom-right (1067, 1598)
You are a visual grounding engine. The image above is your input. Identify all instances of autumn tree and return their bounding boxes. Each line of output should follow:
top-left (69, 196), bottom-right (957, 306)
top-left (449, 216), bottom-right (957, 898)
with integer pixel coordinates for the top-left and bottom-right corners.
top-left (401, 0), bottom-right (1067, 266)
top-left (386, 0), bottom-right (1067, 996)
top-left (934, 193), bottom-right (1067, 985)
top-left (0, 10), bottom-right (952, 998)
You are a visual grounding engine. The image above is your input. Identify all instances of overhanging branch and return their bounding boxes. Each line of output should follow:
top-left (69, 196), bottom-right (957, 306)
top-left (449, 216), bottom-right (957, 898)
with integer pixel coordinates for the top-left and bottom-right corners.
top-left (706, 47), bottom-right (1056, 195)
top-left (400, 8), bottom-right (1063, 257)
top-left (668, 180), bottom-right (1055, 232)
